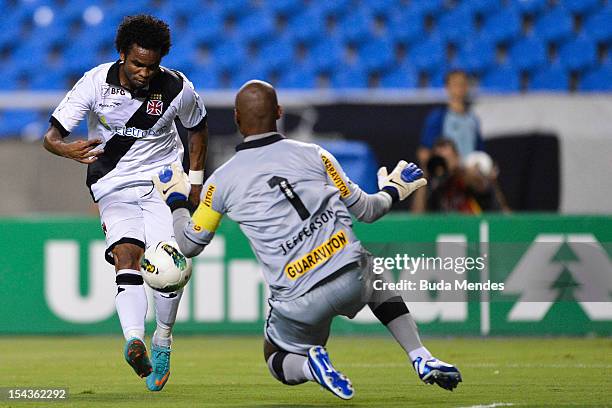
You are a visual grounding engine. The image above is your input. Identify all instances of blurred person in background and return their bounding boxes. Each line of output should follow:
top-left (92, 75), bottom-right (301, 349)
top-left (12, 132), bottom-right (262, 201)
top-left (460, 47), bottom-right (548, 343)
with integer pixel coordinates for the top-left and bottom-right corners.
top-left (42, 14), bottom-right (209, 391)
top-left (414, 139), bottom-right (509, 214)
top-left (417, 69), bottom-right (484, 164)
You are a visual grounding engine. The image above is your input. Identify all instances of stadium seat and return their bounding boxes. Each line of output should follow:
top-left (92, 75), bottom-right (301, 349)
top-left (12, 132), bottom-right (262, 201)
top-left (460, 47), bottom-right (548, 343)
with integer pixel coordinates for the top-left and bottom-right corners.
top-left (379, 66), bottom-right (418, 89)
top-left (309, 38), bottom-right (345, 73)
top-left (358, 39), bottom-right (395, 73)
top-left (560, 0), bottom-right (600, 16)
top-left (535, 6), bottom-right (573, 44)
top-left (187, 65), bottom-right (221, 90)
top-left (387, 9), bottom-right (425, 45)
top-left (262, 0), bottom-right (303, 17)
top-left (365, 0), bottom-right (398, 18)
top-left (437, 6), bottom-right (476, 44)
top-left (237, 11), bottom-right (276, 44)
top-left (559, 35), bottom-right (597, 72)
top-left (408, 35), bottom-right (446, 73)
top-left (455, 37), bottom-right (496, 74)
top-left (481, 7), bottom-right (522, 44)
top-left (584, 9), bottom-right (612, 43)
top-left (188, 9), bottom-right (224, 46)
top-left (510, 0), bottom-right (548, 16)
top-left (331, 66), bottom-right (368, 88)
top-left (529, 64), bottom-right (569, 91)
top-left (277, 65), bottom-right (319, 89)
top-left (480, 65), bottom-right (520, 92)
top-left (462, 0), bottom-right (503, 17)
top-left (217, 0), bottom-right (254, 19)
top-left (579, 65), bottom-right (612, 91)
top-left (1, 110), bottom-right (40, 137)
top-left (231, 62), bottom-right (274, 89)
top-left (310, 0), bottom-right (352, 18)
top-left (288, 10), bottom-right (325, 45)
top-left (337, 10), bottom-right (374, 45)
top-left (411, 0), bottom-right (446, 17)
top-left (211, 40), bottom-right (248, 74)
top-left (259, 37), bottom-right (296, 72)
top-left (509, 35), bottom-right (547, 72)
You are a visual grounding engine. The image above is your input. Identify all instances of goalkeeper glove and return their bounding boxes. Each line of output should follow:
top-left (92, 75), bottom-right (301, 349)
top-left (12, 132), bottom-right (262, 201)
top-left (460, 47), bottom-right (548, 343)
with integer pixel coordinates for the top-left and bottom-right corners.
top-left (377, 161), bottom-right (427, 203)
top-left (152, 162), bottom-right (191, 208)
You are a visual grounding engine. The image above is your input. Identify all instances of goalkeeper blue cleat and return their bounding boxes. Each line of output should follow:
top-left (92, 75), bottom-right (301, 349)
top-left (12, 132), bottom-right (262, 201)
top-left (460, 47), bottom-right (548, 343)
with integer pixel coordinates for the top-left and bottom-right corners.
top-left (146, 344), bottom-right (171, 391)
top-left (413, 357), bottom-right (462, 391)
top-left (307, 346), bottom-right (354, 400)
top-left (124, 337), bottom-right (152, 378)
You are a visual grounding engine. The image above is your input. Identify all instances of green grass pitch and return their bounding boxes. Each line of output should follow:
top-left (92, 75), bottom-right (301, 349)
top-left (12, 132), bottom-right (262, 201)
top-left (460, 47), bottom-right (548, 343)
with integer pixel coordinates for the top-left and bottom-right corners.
top-left (0, 336), bottom-right (610, 407)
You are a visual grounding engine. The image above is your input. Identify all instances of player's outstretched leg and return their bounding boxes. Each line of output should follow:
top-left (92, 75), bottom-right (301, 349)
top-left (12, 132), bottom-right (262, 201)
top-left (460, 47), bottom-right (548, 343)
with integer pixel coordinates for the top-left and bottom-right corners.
top-left (146, 289), bottom-right (182, 391)
top-left (146, 342), bottom-right (171, 391)
top-left (413, 356), bottom-right (462, 391)
top-left (124, 337), bottom-right (153, 378)
top-left (307, 346), bottom-right (354, 400)
top-left (369, 293), bottom-right (461, 391)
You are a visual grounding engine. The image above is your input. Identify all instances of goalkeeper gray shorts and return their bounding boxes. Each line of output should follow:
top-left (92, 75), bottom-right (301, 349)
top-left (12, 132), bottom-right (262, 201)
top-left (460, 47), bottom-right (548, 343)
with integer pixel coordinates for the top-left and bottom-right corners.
top-left (98, 184), bottom-right (174, 265)
top-left (264, 253), bottom-right (373, 355)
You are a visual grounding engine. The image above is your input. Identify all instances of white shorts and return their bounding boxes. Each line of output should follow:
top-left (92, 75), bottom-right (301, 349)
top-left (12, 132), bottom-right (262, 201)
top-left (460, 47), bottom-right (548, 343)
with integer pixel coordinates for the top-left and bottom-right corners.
top-left (98, 184), bottom-right (175, 265)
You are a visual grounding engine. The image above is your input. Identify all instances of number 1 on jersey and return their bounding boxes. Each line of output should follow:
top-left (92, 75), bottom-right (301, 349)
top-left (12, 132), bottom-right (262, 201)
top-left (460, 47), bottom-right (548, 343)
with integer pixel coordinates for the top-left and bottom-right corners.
top-left (267, 176), bottom-right (311, 221)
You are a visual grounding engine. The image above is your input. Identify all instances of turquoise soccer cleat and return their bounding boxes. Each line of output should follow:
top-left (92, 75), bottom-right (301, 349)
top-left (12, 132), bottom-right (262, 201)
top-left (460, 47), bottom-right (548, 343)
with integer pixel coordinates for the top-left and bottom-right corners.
top-left (124, 337), bottom-right (152, 378)
top-left (307, 346), bottom-right (354, 400)
top-left (413, 356), bottom-right (462, 391)
top-left (146, 343), bottom-right (171, 391)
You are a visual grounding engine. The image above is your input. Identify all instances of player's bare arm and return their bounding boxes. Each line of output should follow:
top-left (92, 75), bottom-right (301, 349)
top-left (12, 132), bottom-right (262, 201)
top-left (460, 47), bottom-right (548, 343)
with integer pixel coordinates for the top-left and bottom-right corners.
top-left (42, 125), bottom-right (104, 164)
top-left (187, 122), bottom-right (208, 207)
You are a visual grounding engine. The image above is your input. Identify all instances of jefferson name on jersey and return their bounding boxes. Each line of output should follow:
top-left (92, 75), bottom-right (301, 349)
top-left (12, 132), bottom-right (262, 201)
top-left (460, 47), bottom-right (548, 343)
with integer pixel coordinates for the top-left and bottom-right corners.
top-left (51, 61), bottom-right (207, 201)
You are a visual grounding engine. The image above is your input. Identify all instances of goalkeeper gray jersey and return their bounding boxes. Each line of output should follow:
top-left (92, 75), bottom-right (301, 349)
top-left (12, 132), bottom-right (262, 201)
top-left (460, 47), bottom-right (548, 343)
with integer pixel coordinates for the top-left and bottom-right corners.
top-left (184, 133), bottom-right (365, 301)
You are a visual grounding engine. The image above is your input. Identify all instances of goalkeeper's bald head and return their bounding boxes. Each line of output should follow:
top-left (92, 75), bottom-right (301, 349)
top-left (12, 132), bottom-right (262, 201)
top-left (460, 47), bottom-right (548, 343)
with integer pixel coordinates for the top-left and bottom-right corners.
top-left (234, 80), bottom-right (282, 137)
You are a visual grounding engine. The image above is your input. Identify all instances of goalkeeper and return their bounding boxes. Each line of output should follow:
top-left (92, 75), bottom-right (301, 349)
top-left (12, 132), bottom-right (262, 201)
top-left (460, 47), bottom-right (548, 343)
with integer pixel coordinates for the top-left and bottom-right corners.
top-left (154, 80), bottom-right (461, 399)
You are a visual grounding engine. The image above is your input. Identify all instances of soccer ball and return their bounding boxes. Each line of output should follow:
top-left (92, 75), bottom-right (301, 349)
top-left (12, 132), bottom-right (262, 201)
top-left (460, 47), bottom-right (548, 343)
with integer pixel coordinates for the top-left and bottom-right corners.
top-left (140, 241), bottom-right (192, 293)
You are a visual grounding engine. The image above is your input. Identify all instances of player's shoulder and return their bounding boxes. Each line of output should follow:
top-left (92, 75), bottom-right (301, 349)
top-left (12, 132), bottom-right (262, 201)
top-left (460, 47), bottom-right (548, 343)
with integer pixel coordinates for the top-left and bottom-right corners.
top-left (77, 61), bottom-right (115, 84)
top-left (279, 138), bottom-right (323, 155)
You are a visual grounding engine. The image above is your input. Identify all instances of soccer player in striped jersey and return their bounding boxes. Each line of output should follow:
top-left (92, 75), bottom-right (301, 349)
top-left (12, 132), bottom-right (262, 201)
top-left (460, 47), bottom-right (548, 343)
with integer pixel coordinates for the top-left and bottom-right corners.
top-left (43, 15), bottom-right (208, 391)
top-left (154, 81), bottom-right (462, 399)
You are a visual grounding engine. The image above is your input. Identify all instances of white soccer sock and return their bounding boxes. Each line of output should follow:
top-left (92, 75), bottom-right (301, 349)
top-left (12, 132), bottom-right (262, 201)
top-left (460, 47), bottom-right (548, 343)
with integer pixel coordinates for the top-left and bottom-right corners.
top-left (152, 288), bottom-right (183, 347)
top-left (408, 346), bottom-right (433, 363)
top-left (267, 352), bottom-right (314, 385)
top-left (115, 269), bottom-right (148, 341)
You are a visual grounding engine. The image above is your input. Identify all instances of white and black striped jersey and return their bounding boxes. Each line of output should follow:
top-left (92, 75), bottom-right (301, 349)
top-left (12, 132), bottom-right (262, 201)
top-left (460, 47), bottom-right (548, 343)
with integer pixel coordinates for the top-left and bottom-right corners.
top-left (51, 61), bottom-right (207, 201)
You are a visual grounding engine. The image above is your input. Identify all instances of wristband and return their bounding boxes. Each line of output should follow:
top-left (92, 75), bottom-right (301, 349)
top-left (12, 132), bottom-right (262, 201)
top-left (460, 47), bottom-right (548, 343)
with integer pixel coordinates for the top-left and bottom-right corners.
top-left (188, 170), bottom-right (204, 185)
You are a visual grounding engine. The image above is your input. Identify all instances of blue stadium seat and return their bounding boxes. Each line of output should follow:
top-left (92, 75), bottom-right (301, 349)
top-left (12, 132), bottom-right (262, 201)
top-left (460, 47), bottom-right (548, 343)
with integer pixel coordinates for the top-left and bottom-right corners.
top-left (509, 35), bottom-right (547, 72)
top-left (437, 6), bottom-right (476, 44)
top-left (217, 0), bottom-right (254, 19)
top-left (311, 0), bottom-right (352, 18)
top-left (30, 70), bottom-right (69, 91)
top-left (481, 65), bottom-right (520, 92)
top-left (510, 0), bottom-right (548, 15)
top-left (559, 35), bottom-right (597, 72)
top-left (278, 65), bottom-right (319, 89)
top-left (237, 11), bottom-right (276, 44)
top-left (365, 0), bottom-right (399, 17)
top-left (262, 0), bottom-right (303, 17)
top-left (456, 37), bottom-right (496, 74)
top-left (411, 0), bottom-right (446, 17)
top-left (380, 66), bottom-right (418, 88)
top-left (388, 9), bottom-right (425, 45)
top-left (337, 10), bottom-right (374, 45)
top-left (462, 0), bottom-right (503, 17)
top-left (560, 0), bottom-right (600, 16)
top-left (309, 38), bottom-right (345, 73)
top-left (331, 65), bottom-right (368, 88)
top-left (188, 65), bottom-right (221, 90)
top-left (231, 61), bottom-right (274, 89)
top-left (408, 35), bottom-right (445, 73)
top-left (1, 110), bottom-right (39, 136)
top-left (584, 9), bottom-right (612, 44)
top-left (481, 7), bottom-right (521, 44)
top-left (288, 10), bottom-right (325, 45)
top-left (259, 37), bottom-right (295, 72)
top-left (211, 40), bottom-right (247, 74)
top-left (188, 9), bottom-right (224, 46)
top-left (530, 64), bottom-right (569, 91)
top-left (535, 6), bottom-right (573, 44)
top-left (580, 65), bottom-right (612, 91)
top-left (358, 39), bottom-right (394, 73)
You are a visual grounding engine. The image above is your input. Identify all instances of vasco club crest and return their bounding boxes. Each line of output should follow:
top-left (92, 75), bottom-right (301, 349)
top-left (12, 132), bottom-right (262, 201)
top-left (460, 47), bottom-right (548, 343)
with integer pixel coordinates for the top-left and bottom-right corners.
top-left (146, 99), bottom-right (163, 116)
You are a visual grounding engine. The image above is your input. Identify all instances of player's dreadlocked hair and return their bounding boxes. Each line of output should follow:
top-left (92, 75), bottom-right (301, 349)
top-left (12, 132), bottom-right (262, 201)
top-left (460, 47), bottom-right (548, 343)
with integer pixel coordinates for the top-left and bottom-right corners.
top-left (115, 15), bottom-right (171, 57)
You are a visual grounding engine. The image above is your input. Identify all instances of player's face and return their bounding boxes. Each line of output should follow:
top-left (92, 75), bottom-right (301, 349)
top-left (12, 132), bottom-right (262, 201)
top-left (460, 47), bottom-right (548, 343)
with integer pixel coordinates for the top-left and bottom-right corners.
top-left (446, 73), bottom-right (469, 102)
top-left (120, 45), bottom-right (161, 90)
